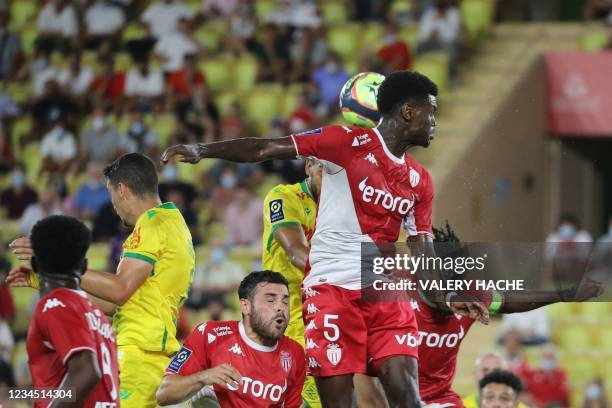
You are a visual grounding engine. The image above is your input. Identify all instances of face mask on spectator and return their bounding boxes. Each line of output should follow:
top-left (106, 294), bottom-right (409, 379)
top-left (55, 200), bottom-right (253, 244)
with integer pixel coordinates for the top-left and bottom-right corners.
top-left (608, 225), bottom-right (612, 238)
top-left (92, 116), bottom-right (106, 132)
top-left (540, 357), bottom-right (557, 371)
top-left (210, 248), bottom-right (225, 264)
top-left (382, 34), bottom-right (397, 45)
top-left (163, 165), bottom-right (178, 181)
top-left (220, 173), bottom-right (238, 189)
top-left (558, 224), bottom-right (576, 239)
top-left (129, 121), bottom-right (145, 136)
top-left (11, 172), bottom-right (25, 188)
top-left (585, 384), bottom-right (603, 400)
top-left (325, 61), bottom-right (339, 72)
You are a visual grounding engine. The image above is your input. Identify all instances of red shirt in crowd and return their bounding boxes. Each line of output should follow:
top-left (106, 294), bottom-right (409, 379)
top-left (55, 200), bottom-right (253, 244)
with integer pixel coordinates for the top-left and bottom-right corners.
top-left (167, 69), bottom-right (206, 98)
top-left (377, 41), bottom-right (412, 70)
top-left (90, 72), bottom-right (126, 101)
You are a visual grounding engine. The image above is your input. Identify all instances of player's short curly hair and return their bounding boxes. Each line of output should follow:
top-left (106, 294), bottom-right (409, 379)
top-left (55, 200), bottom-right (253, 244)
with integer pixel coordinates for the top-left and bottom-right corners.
top-left (377, 71), bottom-right (438, 116)
top-left (479, 370), bottom-right (523, 394)
top-left (238, 270), bottom-right (289, 301)
top-left (31, 215), bottom-right (91, 277)
top-left (103, 153), bottom-right (158, 198)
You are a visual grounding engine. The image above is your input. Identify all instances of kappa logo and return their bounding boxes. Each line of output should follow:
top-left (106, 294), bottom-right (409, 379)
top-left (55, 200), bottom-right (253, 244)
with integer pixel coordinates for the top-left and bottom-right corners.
top-left (198, 323), bottom-right (207, 334)
top-left (304, 288), bottom-right (320, 299)
top-left (306, 303), bottom-right (320, 315)
top-left (306, 320), bottom-right (317, 331)
top-left (280, 351), bottom-right (292, 372)
top-left (326, 343), bottom-right (342, 366)
top-left (229, 343), bottom-right (245, 356)
top-left (352, 134), bottom-right (372, 147)
top-left (43, 298), bottom-right (66, 312)
top-left (342, 126), bottom-right (353, 133)
top-left (308, 357), bottom-right (321, 369)
top-left (208, 333), bottom-right (216, 344)
top-left (364, 153), bottom-right (378, 166)
top-left (305, 338), bottom-right (319, 350)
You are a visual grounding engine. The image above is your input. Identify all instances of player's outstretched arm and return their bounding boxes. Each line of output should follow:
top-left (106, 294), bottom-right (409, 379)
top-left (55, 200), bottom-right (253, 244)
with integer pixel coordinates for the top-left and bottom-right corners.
top-left (49, 350), bottom-right (101, 408)
top-left (157, 364), bottom-right (242, 406)
top-left (161, 137), bottom-right (297, 165)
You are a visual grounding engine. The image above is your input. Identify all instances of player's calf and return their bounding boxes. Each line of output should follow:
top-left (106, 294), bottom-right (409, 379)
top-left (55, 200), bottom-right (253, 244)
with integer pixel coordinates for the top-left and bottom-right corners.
top-left (315, 374), bottom-right (355, 408)
top-left (375, 356), bottom-right (420, 408)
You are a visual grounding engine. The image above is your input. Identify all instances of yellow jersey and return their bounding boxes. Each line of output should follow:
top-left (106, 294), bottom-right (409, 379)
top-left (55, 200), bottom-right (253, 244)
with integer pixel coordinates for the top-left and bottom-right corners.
top-left (262, 180), bottom-right (317, 346)
top-left (114, 202), bottom-right (195, 355)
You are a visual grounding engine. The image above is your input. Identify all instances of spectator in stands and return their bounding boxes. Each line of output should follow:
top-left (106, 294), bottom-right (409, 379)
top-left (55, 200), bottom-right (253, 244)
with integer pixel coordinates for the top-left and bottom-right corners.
top-left (417, 0), bottom-right (462, 79)
top-left (312, 52), bottom-right (350, 116)
top-left (220, 101), bottom-right (247, 141)
top-left (224, 186), bottom-right (262, 247)
top-left (123, 109), bottom-right (159, 157)
top-left (286, 92), bottom-right (316, 134)
top-left (125, 55), bottom-right (164, 111)
top-left (583, 379), bottom-right (607, 408)
top-left (84, 0), bottom-right (125, 50)
top-left (72, 161), bottom-right (111, 220)
top-left (479, 370), bottom-right (523, 408)
top-left (522, 346), bottom-right (570, 408)
top-left (79, 104), bottom-right (125, 164)
top-left (289, 27), bottom-right (329, 82)
top-left (36, 0), bottom-right (79, 54)
top-left (188, 241), bottom-right (245, 310)
top-left (175, 85), bottom-right (219, 143)
top-left (31, 79), bottom-right (79, 136)
top-left (547, 214), bottom-right (593, 244)
top-left (166, 187), bottom-right (200, 244)
top-left (0, 246), bottom-right (15, 323)
top-left (40, 109), bottom-right (77, 175)
top-left (0, 10), bottom-right (24, 80)
top-left (208, 164), bottom-right (241, 220)
top-left (19, 184), bottom-right (62, 235)
top-left (223, 0), bottom-right (257, 54)
top-left (501, 330), bottom-right (531, 377)
top-left (585, 0), bottom-right (612, 24)
top-left (0, 124), bottom-right (13, 173)
top-left (374, 21), bottom-right (412, 73)
top-left (0, 163), bottom-right (37, 219)
top-left (142, 0), bottom-right (195, 40)
top-left (0, 314), bottom-right (15, 387)
top-left (464, 352), bottom-right (512, 408)
top-left (251, 23), bottom-right (292, 83)
top-left (28, 48), bottom-right (58, 98)
top-left (499, 308), bottom-right (551, 345)
top-left (56, 50), bottom-right (95, 102)
top-left (268, 0), bottom-right (321, 28)
top-left (590, 214), bottom-right (612, 283)
top-left (202, 0), bottom-right (239, 17)
top-left (154, 17), bottom-right (204, 74)
top-left (166, 53), bottom-right (207, 104)
top-left (90, 57), bottom-right (126, 108)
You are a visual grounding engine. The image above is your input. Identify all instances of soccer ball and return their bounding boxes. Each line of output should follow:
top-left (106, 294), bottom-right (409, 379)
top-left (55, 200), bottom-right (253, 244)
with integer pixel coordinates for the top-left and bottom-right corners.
top-left (339, 72), bottom-right (385, 128)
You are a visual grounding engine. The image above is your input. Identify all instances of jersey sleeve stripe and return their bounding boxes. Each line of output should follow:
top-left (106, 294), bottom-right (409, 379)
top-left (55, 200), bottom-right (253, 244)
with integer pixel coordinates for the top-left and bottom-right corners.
top-left (290, 135), bottom-right (300, 157)
top-left (123, 252), bottom-right (157, 265)
top-left (62, 346), bottom-right (97, 365)
top-left (271, 221), bottom-right (301, 233)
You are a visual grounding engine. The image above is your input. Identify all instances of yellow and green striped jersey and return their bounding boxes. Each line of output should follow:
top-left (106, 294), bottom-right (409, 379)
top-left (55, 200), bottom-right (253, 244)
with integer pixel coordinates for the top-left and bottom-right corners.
top-left (114, 202), bottom-right (195, 355)
top-left (262, 180), bottom-right (317, 346)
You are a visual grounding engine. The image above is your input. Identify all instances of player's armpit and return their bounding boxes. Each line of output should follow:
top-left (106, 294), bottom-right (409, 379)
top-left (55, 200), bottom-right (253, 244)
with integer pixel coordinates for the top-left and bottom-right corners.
top-left (80, 257), bottom-right (151, 306)
top-left (273, 225), bottom-right (309, 272)
top-left (49, 350), bottom-right (101, 408)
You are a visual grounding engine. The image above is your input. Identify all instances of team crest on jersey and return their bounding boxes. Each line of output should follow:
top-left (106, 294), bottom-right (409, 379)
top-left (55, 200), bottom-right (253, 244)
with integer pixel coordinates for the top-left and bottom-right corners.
top-left (167, 347), bottom-right (192, 373)
top-left (295, 128), bottom-right (322, 137)
top-left (409, 167), bottom-right (421, 187)
top-left (326, 343), bottom-right (342, 366)
top-left (269, 199), bottom-right (285, 223)
top-left (280, 351), bottom-right (292, 372)
top-left (123, 227), bottom-right (141, 250)
top-left (42, 298), bottom-right (65, 312)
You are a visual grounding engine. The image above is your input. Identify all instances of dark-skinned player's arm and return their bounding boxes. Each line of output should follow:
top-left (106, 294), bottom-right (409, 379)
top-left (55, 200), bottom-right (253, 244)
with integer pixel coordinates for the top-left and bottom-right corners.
top-left (156, 364), bottom-right (242, 406)
top-left (160, 137), bottom-right (298, 165)
top-left (48, 351), bottom-right (101, 408)
top-left (274, 225), bottom-right (310, 272)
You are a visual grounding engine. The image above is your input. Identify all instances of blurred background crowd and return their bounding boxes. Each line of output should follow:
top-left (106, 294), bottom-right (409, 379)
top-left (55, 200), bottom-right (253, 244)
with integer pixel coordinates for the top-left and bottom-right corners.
top-left (0, 0), bottom-right (611, 406)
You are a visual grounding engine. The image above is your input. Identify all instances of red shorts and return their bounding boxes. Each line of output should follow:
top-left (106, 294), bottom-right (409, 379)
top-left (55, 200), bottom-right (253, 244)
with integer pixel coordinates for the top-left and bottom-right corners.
top-left (423, 390), bottom-right (464, 407)
top-left (302, 284), bottom-right (418, 377)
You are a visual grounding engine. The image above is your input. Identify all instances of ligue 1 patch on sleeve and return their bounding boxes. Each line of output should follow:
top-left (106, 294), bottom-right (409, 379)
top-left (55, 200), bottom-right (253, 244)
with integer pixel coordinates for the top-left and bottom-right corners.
top-left (294, 128), bottom-right (322, 137)
top-left (269, 199), bottom-right (285, 223)
top-left (167, 347), bottom-right (192, 373)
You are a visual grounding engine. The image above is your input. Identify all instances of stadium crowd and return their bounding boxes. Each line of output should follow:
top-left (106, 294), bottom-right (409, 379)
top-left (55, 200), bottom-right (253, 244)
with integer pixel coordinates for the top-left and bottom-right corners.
top-left (0, 0), bottom-right (611, 407)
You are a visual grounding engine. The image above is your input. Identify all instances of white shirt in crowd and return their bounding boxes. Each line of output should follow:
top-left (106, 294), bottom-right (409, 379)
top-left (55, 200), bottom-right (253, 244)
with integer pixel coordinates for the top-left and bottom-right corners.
top-left (57, 67), bottom-right (95, 95)
top-left (125, 68), bottom-right (164, 98)
top-left (37, 3), bottom-right (78, 38)
top-left (418, 7), bottom-right (461, 43)
top-left (85, 1), bottom-right (125, 36)
top-left (19, 204), bottom-right (63, 235)
top-left (40, 126), bottom-right (77, 162)
top-left (154, 33), bottom-right (198, 72)
top-left (0, 320), bottom-right (14, 363)
top-left (141, 1), bottom-right (194, 39)
top-left (500, 308), bottom-right (551, 341)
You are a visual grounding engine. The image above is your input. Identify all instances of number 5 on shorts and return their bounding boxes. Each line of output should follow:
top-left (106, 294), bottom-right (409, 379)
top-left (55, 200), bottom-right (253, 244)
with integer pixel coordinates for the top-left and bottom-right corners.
top-left (323, 314), bottom-right (339, 342)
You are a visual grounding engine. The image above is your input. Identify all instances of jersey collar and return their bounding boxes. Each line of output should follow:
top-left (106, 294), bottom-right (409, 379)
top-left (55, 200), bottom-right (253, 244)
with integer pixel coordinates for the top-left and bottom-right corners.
top-left (157, 202), bottom-right (177, 210)
top-left (373, 127), bottom-right (405, 164)
top-left (299, 180), bottom-right (312, 199)
top-left (239, 321), bottom-right (278, 352)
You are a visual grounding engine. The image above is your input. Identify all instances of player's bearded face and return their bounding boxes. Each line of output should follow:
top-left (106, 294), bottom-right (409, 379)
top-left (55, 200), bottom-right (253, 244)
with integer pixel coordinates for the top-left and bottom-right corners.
top-left (249, 285), bottom-right (290, 342)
